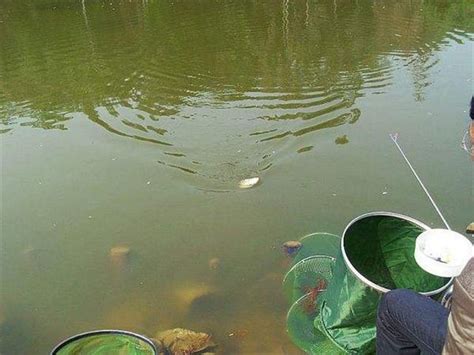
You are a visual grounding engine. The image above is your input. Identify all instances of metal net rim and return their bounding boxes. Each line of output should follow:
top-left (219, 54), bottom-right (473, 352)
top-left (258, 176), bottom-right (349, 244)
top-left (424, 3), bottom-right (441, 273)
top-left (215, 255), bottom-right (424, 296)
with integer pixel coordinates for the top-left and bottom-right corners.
top-left (50, 329), bottom-right (157, 355)
top-left (299, 232), bottom-right (341, 243)
top-left (283, 255), bottom-right (336, 286)
top-left (461, 129), bottom-right (473, 156)
top-left (341, 211), bottom-right (453, 295)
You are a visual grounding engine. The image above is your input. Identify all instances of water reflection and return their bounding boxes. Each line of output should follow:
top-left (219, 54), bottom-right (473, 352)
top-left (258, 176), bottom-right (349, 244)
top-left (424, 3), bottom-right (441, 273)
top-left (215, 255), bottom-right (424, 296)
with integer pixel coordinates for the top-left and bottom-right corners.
top-left (1, 0), bottom-right (472, 188)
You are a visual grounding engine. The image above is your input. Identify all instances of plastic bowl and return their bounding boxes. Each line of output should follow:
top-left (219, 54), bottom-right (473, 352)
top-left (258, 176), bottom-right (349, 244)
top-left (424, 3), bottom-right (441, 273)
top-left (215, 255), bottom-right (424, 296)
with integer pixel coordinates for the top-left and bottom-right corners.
top-left (415, 229), bottom-right (473, 277)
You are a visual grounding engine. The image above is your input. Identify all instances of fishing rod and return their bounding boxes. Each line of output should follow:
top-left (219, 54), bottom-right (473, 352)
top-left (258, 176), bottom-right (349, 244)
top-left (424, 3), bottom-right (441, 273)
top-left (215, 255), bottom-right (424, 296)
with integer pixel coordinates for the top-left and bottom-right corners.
top-left (389, 133), bottom-right (451, 230)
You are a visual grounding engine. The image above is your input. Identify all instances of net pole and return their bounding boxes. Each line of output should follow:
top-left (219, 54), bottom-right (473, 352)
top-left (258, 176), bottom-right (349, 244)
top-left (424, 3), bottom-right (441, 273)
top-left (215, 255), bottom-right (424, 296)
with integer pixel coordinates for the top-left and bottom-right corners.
top-left (389, 133), bottom-right (451, 230)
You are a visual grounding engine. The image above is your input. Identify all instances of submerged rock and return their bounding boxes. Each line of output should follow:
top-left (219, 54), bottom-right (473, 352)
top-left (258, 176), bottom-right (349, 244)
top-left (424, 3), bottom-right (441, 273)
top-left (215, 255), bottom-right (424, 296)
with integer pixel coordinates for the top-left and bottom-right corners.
top-left (110, 245), bottom-right (130, 259)
top-left (335, 135), bottom-right (349, 145)
top-left (283, 241), bottom-right (302, 257)
top-left (466, 223), bottom-right (474, 235)
top-left (208, 257), bottom-right (220, 270)
top-left (155, 328), bottom-right (216, 354)
top-left (109, 245), bottom-right (131, 268)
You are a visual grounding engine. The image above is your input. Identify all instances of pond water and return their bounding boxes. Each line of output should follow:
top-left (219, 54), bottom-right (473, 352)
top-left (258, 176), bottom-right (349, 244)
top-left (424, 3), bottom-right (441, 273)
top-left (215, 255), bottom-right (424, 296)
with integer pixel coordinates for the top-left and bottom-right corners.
top-left (0, 0), bottom-right (472, 353)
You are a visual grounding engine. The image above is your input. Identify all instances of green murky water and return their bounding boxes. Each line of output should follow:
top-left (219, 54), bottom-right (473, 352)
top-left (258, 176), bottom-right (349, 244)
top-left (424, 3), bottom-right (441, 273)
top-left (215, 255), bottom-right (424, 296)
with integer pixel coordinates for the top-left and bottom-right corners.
top-left (1, 0), bottom-right (473, 353)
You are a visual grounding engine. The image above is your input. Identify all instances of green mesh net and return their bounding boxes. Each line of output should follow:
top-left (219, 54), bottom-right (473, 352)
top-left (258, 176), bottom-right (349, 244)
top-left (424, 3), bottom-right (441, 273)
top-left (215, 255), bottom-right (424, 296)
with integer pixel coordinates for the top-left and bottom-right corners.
top-left (342, 215), bottom-right (448, 291)
top-left (287, 292), bottom-right (344, 355)
top-left (283, 255), bottom-right (335, 303)
top-left (286, 214), bottom-right (451, 355)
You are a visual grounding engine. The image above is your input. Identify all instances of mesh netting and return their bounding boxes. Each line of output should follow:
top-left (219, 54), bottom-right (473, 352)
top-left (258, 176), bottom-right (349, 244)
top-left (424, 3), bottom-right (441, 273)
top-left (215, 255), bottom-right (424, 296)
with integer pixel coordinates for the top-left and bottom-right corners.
top-left (287, 292), bottom-right (344, 354)
top-left (283, 255), bottom-right (335, 303)
top-left (284, 233), bottom-right (343, 353)
top-left (285, 214), bottom-right (451, 354)
top-left (315, 214), bottom-right (451, 354)
top-left (343, 215), bottom-right (449, 292)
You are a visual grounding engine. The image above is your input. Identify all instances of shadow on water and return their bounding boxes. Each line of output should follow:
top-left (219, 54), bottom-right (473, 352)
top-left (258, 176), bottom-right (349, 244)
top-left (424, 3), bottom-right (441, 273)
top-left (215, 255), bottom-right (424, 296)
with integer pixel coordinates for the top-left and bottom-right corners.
top-left (1, 0), bottom-right (472, 189)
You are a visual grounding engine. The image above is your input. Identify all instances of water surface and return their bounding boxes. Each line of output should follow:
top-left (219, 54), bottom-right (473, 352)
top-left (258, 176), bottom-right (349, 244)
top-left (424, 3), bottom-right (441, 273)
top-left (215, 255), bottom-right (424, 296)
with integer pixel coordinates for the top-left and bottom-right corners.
top-left (1, 1), bottom-right (473, 353)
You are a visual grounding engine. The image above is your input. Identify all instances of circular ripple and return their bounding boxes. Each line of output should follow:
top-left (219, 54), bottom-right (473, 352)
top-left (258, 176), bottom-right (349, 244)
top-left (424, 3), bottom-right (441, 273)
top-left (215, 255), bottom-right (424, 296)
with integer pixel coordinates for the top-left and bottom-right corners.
top-left (1, 0), bottom-right (472, 189)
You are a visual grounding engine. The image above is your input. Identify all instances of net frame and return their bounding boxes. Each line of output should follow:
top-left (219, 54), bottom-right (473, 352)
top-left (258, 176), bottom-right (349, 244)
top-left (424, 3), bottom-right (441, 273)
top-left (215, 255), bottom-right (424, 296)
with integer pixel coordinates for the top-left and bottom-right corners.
top-left (461, 129), bottom-right (473, 156)
top-left (287, 292), bottom-right (344, 354)
top-left (283, 255), bottom-right (335, 303)
top-left (341, 211), bottom-right (453, 295)
top-left (51, 329), bottom-right (157, 355)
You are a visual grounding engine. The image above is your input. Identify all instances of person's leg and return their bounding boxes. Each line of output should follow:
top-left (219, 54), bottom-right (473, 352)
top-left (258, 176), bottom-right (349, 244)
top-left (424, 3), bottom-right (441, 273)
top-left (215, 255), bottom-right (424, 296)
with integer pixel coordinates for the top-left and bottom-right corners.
top-left (376, 289), bottom-right (449, 355)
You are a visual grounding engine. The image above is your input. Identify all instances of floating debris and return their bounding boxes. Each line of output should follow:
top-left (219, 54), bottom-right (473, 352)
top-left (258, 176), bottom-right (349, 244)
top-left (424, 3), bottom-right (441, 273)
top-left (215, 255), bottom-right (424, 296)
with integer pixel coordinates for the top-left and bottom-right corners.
top-left (297, 146), bottom-right (314, 154)
top-left (228, 329), bottom-right (249, 340)
top-left (155, 328), bottom-right (216, 354)
top-left (238, 177), bottom-right (260, 189)
top-left (208, 257), bottom-right (220, 270)
top-left (283, 241), bottom-right (302, 257)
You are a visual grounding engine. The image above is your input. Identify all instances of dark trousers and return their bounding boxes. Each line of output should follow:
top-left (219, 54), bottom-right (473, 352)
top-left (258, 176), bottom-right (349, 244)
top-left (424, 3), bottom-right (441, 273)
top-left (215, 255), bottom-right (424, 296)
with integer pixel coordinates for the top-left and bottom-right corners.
top-left (376, 289), bottom-right (449, 355)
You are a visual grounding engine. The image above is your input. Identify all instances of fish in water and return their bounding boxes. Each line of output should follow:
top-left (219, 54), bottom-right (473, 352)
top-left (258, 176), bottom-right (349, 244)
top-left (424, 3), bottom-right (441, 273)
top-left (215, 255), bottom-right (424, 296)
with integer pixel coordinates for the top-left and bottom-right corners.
top-left (238, 177), bottom-right (260, 189)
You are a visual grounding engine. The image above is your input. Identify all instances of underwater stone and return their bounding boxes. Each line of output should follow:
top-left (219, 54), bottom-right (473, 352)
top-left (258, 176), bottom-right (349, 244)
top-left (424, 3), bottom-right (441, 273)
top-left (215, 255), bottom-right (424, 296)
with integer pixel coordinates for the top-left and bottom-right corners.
top-left (109, 246), bottom-right (130, 268)
top-left (208, 257), bottom-right (220, 270)
top-left (335, 135), bottom-right (349, 145)
top-left (110, 245), bottom-right (130, 258)
top-left (155, 328), bottom-right (216, 354)
top-left (283, 241), bottom-right (302, 256)
top-left (466, 223), bottom-right (474, 234)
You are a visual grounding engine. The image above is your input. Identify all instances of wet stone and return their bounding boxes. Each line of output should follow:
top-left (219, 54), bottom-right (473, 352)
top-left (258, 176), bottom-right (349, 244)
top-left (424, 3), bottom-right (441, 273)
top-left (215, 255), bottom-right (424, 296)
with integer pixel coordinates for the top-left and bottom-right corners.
top-left (155, 328), bottom-right (216, 354)
top-left (466, 223), bottom-right (474, 235)
top-left (109, 246), bottom-right (131, 268)
top-left (208, 257), bottom-right (220, 270)
top-left (110, 245), bottom-right (130, 258)
top-left (283, 241), bottom-right (302, 257)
